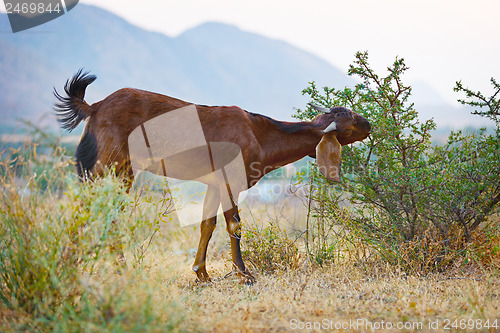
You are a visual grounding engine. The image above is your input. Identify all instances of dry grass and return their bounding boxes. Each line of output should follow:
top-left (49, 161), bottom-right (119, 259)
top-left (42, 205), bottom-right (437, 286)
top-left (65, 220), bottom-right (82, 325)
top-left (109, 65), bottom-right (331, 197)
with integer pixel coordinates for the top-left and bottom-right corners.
top-left (116, 199), bottom-right (500, 333)
top-left (3, 186), bottom-right (498, 332)
top-left (118, 239), bottom-right (500, 333)
top-left (1, 142), bottom-right (499, 333)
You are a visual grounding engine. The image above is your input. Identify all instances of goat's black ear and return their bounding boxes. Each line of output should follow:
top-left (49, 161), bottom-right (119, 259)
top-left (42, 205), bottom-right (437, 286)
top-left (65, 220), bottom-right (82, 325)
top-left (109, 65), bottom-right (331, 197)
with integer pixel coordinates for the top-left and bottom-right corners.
top-left (315, 132), bottom-right (341, 182)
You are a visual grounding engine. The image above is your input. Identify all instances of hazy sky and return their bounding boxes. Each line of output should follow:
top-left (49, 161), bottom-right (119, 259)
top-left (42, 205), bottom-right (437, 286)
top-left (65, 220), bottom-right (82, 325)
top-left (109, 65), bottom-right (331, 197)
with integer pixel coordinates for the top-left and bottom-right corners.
top-left (2, 0), bottom-right (499, 105)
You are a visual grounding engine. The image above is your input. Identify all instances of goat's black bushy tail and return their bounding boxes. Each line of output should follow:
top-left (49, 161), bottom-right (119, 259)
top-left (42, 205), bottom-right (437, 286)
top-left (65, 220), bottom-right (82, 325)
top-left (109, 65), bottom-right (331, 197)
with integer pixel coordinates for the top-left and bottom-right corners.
top-left (54, 69), bottom-right (97, 132)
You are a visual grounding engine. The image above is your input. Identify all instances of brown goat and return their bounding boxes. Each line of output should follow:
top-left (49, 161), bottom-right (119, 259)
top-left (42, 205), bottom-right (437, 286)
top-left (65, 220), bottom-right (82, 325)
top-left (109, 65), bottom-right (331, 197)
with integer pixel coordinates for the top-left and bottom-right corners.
top-left (54, 70), bottom-right (371, 283)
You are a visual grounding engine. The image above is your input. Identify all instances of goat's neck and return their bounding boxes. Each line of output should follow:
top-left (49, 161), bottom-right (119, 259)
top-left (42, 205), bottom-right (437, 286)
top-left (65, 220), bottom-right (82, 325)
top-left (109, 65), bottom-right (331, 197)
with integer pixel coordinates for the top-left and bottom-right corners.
top-left (257, 117), bottom-right (322, 170)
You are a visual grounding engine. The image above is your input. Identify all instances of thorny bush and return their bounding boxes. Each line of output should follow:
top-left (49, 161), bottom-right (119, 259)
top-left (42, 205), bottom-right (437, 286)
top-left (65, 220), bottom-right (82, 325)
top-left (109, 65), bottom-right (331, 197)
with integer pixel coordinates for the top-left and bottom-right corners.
top-left (295, 51), bottom-right (500, 272)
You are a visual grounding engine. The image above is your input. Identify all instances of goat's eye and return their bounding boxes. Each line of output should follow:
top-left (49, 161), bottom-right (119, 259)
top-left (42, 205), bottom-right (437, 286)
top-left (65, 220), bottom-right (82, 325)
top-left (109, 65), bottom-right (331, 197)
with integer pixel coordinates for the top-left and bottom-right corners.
top-left (343, 128), bottom-right (353, 137)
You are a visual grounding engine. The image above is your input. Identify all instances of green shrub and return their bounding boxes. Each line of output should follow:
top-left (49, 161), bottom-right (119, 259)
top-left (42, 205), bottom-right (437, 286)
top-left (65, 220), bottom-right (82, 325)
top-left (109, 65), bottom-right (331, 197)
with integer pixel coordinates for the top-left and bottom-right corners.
top-left (242, 221), bottom-right (301, 274)
top-left (0, 169), bottom-right (130, 314)
top-left (0, 136), bottom-right (186, 332)
top-left (295, 51), bottom-right (500, 272)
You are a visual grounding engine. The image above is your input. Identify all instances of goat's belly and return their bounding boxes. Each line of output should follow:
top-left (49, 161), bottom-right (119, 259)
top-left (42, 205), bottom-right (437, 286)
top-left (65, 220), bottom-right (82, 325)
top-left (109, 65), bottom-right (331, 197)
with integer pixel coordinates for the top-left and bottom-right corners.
top-left (140, 142), bottom-right (248, 191)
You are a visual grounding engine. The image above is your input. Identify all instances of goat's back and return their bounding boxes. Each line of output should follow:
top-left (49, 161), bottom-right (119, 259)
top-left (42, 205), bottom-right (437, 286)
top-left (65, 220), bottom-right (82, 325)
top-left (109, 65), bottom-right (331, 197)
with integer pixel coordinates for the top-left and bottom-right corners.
top-left (83, 88), bottom-right (262, 180)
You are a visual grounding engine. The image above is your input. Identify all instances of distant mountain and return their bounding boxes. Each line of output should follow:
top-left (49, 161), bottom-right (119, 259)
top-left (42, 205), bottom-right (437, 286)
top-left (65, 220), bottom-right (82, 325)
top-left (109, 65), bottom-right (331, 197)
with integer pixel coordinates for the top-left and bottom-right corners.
top-left (0, 4), bottom-right (490, 133)
top-left (0, 4), bottom-right (352, 132)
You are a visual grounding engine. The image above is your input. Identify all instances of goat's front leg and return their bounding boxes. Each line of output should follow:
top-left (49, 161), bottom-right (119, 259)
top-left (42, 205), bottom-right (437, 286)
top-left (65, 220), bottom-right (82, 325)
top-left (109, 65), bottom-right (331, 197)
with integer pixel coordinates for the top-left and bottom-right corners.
top-left (192, 186), bottom-right (220, 282)
top-left (223, 206), bottom-right (255, 284)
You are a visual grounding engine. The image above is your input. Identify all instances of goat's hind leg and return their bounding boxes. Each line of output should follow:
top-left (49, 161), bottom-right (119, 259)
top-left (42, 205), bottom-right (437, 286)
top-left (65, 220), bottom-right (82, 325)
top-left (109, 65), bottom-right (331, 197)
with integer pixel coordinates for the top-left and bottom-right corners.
top-left (224, 206), bottom-right (255, 284)
top-left (192, 186), bottom-right (220, 282)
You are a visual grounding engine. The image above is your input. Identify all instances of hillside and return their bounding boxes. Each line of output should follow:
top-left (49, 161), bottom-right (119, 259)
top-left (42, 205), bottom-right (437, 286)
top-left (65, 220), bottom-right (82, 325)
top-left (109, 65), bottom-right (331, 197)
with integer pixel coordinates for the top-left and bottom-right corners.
top-left (0, 4), bottom-right (351, 132)
top-left (0, 4), bottom-right (491, 133)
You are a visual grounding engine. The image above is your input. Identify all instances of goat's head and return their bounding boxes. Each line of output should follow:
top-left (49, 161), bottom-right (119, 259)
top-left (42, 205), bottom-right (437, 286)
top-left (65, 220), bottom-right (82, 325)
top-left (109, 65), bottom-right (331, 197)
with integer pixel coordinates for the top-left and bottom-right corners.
top-left (309, 104), bottom-right (371, 182)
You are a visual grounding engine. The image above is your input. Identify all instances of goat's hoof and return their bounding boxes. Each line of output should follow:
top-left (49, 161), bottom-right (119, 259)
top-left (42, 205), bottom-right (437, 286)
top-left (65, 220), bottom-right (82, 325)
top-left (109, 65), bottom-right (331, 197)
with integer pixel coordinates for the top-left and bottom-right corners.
top-left (194, 271), bottom-right (212, 284)
top-left (194, 277), bottom-right (213, 288)
top-left (238, 271), bottom-right (256, 285)
top-left (195, 276), bottom-right (212, 283)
